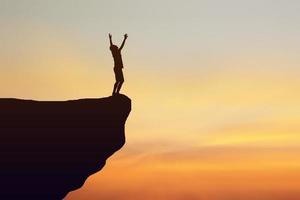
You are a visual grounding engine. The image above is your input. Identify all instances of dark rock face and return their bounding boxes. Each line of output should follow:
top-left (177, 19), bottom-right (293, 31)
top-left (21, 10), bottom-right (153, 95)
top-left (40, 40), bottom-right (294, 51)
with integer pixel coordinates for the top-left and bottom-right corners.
top-left (0, 94), bottom-right (131, 199)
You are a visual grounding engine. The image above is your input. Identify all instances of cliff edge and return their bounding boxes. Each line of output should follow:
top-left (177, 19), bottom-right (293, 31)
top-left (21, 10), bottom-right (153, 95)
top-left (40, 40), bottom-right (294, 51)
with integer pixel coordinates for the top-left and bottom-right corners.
top-left (0, 94), bottom-right (131, 199)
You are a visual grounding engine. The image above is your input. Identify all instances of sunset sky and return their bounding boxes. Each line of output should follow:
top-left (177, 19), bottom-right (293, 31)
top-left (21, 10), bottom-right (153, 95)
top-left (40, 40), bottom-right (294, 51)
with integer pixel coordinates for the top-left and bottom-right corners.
top-left (1, 1), bottom-right (300, 199)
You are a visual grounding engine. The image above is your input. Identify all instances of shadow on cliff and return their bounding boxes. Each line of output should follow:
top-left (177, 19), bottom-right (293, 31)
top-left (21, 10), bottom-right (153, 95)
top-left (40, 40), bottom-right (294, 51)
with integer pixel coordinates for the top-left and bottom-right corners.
top-left (0, 94), bottom-right (131, 199)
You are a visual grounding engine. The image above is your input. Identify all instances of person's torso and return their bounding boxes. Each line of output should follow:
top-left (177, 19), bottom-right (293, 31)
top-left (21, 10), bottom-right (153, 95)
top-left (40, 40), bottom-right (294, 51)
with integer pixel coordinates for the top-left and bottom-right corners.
top-left (111, 50), bottom-right (123, 68)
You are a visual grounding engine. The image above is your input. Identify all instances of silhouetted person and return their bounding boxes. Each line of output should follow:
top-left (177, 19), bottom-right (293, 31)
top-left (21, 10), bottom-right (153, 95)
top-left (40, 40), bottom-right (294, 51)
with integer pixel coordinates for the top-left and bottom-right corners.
top-left (109, 33), bottom-right (128, 95)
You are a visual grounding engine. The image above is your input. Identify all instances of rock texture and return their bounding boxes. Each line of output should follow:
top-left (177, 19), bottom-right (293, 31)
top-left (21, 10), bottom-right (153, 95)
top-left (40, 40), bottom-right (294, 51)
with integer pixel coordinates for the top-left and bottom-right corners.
top-left (0, 94), bottom-right (131, 199)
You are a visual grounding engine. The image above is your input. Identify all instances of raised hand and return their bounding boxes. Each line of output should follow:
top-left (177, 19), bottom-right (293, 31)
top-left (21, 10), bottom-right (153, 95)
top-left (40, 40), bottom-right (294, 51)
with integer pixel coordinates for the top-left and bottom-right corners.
top-left (119, 34), bottom-right (128, 50)
top-left (109, 33), bottom-right (113, 46)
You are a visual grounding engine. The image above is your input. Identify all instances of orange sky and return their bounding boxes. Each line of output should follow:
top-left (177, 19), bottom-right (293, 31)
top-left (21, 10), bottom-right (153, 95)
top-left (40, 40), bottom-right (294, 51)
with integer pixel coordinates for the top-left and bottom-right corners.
top-left (1, 1), bottom-right (300, 199)
top-left (66, 146), bottom-right (300, 200)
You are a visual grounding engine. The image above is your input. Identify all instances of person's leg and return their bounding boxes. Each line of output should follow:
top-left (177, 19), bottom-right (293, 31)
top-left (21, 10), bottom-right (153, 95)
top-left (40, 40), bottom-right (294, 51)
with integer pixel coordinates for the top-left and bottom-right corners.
top-left (112, 81), bottom-right (118, 95)
top-left (112, 68), bottom-right (118, 95)
top-left (116, 80), bottom-right (123, 94)
top-left (116, 69), bottom-right (124, 94)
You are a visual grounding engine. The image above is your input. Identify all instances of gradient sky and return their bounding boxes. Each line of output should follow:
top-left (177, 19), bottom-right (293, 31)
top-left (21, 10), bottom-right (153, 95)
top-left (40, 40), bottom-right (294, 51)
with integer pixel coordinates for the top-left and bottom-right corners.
top-left (1, 1), bottom-right (300, 199)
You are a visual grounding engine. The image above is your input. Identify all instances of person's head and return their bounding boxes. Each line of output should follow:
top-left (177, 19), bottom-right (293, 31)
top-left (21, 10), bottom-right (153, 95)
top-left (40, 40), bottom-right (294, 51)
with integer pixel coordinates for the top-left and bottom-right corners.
top-left (110, 45), bottom-right (119, 53)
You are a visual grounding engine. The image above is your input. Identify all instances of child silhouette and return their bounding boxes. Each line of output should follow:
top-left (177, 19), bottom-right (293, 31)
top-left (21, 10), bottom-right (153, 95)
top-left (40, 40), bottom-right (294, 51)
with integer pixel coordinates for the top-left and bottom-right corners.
top-left (109, 33), bottom-right (128, 95)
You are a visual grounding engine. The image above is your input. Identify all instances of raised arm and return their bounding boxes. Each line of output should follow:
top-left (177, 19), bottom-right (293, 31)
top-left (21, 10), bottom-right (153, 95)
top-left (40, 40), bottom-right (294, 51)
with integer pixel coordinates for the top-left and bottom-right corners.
top-left (119, 34), bottom-right (128, 51)
top-left (109, 33), bottom-right (113, 46)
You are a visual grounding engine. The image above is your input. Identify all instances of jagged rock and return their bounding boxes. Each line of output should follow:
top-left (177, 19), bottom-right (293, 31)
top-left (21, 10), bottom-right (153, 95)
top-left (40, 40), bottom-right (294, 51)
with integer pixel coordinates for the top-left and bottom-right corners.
top-left (0, 94), bottom-right (131, 199)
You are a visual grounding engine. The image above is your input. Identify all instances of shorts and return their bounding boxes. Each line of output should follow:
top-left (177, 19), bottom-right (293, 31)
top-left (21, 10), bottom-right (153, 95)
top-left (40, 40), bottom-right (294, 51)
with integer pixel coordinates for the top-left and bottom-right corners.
top-left (114, 68), bottom-right (124, 82)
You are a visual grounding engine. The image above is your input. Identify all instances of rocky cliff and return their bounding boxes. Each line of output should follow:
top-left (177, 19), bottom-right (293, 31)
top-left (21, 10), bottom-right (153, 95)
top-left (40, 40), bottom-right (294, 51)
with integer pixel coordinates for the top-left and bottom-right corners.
top-left (0, 94), bottom-right (131, 199)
